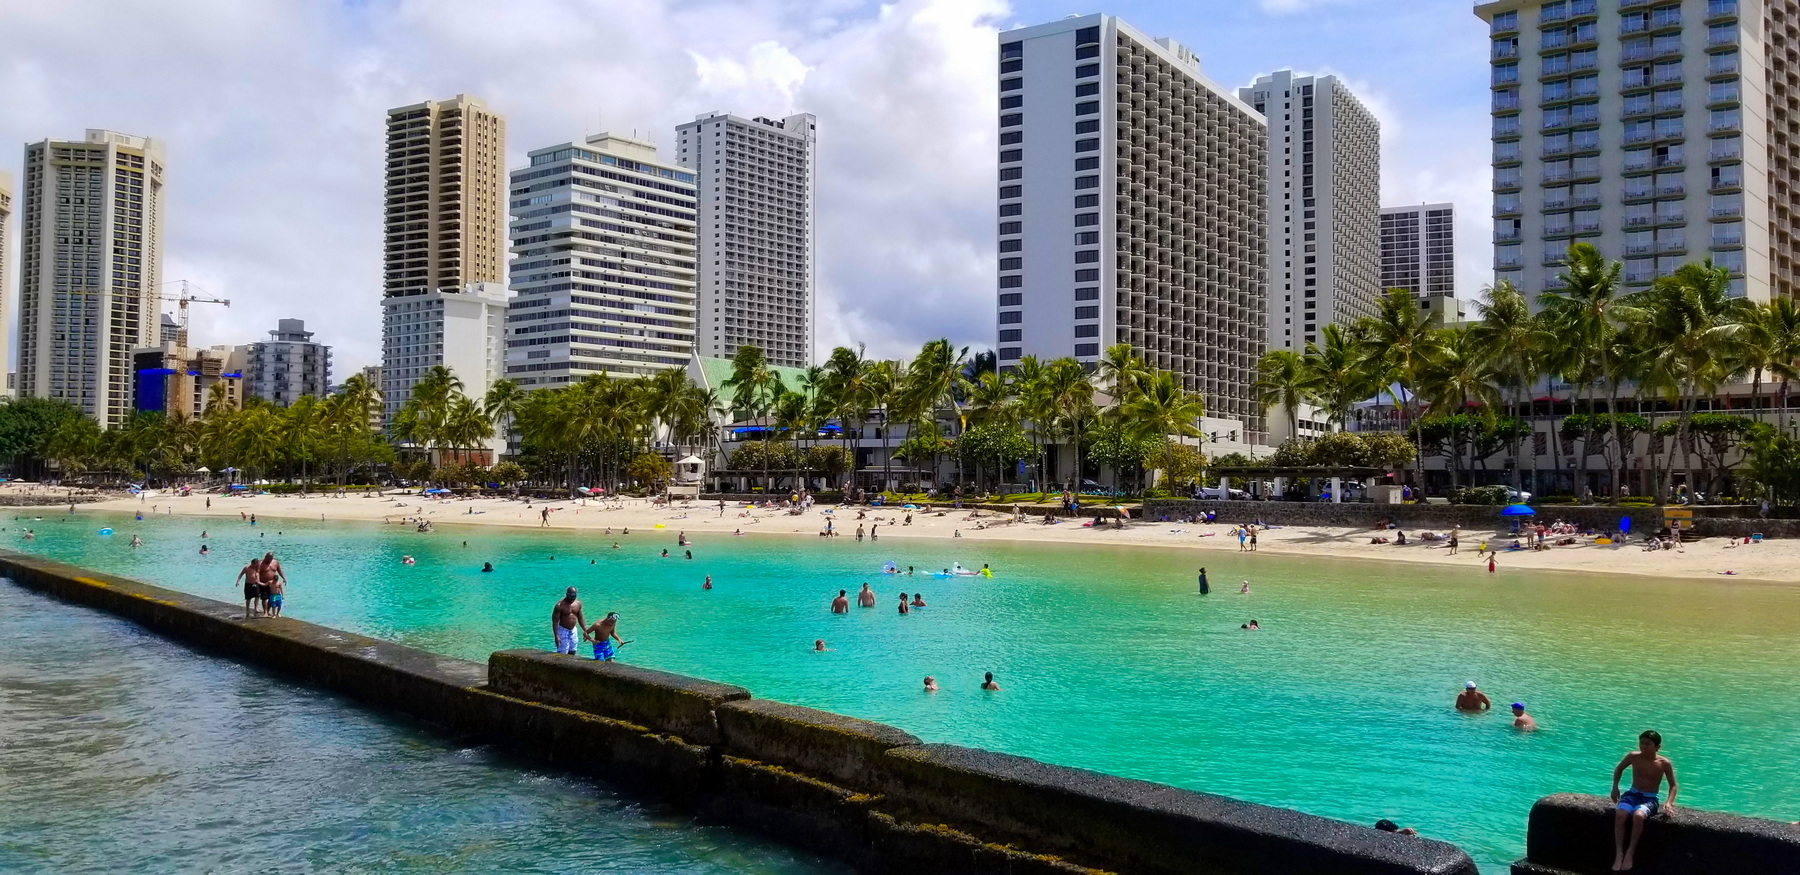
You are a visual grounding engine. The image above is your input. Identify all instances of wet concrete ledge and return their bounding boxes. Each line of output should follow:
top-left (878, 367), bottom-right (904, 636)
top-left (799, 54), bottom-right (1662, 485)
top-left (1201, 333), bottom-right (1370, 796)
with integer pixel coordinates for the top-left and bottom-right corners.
top-left (1511, 793), bottom-right (1800, 875)
top-left (2, 550), bottom-right (1486, 874)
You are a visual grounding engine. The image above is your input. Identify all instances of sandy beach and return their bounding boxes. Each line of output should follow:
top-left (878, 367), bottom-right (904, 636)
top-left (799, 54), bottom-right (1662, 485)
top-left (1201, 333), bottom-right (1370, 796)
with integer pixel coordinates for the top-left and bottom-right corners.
top-left (46, 485), bottom-right (1798, 585)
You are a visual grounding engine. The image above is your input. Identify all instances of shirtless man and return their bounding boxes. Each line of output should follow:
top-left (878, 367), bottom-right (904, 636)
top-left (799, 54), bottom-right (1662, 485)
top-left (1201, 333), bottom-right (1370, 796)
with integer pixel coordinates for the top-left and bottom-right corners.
top-left (1456, 681), bottom-right (1492, 712)
top-left (235, 557), bottom-right (263, 618)
top-left (831, 590), bottom-right (850, 613)
top-left (857, 582), bottom-right (877, 608)
top-left (1510, 702), bottom-right (1538, 731)
top-left (551, 588), bottom-right (586, 655)
top-left (1611, 730), bottom-right (1678, 872)
top-left (923, 676), bottom-right (939, 692)
top-left (584, 611), bottom-right (624, 661)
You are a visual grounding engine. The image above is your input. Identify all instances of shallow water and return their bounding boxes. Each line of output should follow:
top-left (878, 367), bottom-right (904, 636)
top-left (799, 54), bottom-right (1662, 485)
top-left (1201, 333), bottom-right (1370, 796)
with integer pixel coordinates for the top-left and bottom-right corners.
top-left (12, 508), bottom-right (1800, 871)
top-left (0, 581), bottom-right (840, 874)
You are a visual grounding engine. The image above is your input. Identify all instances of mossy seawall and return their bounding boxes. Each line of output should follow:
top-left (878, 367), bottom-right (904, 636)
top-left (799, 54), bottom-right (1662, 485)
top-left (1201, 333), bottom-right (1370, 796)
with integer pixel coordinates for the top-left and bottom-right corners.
top-left (1, 550), bottom-right (1485, 874)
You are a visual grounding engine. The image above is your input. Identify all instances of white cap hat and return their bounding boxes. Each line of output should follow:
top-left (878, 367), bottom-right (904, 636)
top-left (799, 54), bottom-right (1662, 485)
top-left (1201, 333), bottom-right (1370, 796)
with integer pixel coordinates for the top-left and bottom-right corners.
top-left (1466, 681), bottom-right (1478, 689)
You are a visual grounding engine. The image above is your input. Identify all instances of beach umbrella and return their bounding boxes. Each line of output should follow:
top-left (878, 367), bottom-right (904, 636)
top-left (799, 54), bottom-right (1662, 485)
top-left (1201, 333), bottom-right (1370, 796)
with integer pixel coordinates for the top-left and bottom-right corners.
top-left (194, 466), bottom-right (211, 474)
top-left (1500, 504), bottom-right (1536, 516)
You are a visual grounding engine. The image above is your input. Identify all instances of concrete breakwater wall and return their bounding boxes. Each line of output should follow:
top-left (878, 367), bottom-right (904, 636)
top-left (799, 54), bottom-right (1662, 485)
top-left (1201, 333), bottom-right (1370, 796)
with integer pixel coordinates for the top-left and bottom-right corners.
top-left (1143, 499), bottom-right (1800, 540)
top-left (0, 549), bottom-right (1473, 874)
top-left (1511, 794), bottom-right (1800, 874)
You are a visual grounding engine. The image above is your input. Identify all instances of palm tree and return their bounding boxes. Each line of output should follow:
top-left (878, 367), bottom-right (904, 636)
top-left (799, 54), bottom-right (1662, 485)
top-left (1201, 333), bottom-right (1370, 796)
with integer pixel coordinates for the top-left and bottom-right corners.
top-left (1416, 326), bottom-right (1501, 492)
top-left (1539, 243), bottom-right (1639, 502)
top-left (1468, 280), bottom-right (1545, 491)
top-left (1097, 343), bottom-right (1150, 404)
top-left (1354, 288), bottom-right (1436, 490)
top-left (1254, 349), bottom-right (1315, 440)
top-left (1304, 324), bottom-right (1375, 432)
top-left (1120, 370), bottom-right (1207, 490)
top-left (966, 370), bottom-right (1014, 427)
top-left (482, 378), bottom-right (525, 454)
top-left (903, 339), bottom-right (971, 431)
top-left (864, 360), bottom-right (899, 493)
top-left (722, 345), bottom-right (785, 492)
top-left (1010, 355), bottom-right (1054, 491)
top-left (1041, 357), bottom-right (1094, 489)
top-left (823, 346), bottom-right (870, 487)
top-left (1639, 261), bottom-right (1750, 498)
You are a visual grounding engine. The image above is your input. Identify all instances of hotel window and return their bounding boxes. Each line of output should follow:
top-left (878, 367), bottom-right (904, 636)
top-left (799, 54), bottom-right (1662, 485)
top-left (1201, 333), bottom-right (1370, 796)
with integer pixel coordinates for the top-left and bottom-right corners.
top-left (1074, 344), bottom-right (1099, 356)
top-left (1074, 306), bottom-right (1099, 319)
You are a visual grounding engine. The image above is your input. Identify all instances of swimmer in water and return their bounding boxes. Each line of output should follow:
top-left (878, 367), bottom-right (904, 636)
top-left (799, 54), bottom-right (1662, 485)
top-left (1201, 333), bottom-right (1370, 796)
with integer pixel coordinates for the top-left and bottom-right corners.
top-left (402, 555), bottom-right (416, 566)
top-left (661, 549), bottom-right (669, 558)
top-left (703, 575), bottom-right (713, 590)
top-left (814, 639), bottom-right (828, 652)
top-left (130, 534), bottom-right (142, 548)
top-left (1240, 580), bottom-right (1250, 594)
top-left (685, 549), bottom-right (692, 560)
top-left (981, 672), bottom-right (1001, 691)
top-left (1511, 702), bottom-right (1538, 732)
top-left (831, 589), bottom-right (849, 613)
top-left (923, 676), bottom-right (939, 692)
top-left (1456, 682), bottom-right (1492, 712)
top-left (911, 592), bottom-right (927, 607)
top-left (898, 592), bottom-right (910, 614)
top-left (199, 544), bottom-right (210, 555)
top-left (857, 582), bottom-right (877, 608)
top-left (481, 562), bottom-right (494, 572)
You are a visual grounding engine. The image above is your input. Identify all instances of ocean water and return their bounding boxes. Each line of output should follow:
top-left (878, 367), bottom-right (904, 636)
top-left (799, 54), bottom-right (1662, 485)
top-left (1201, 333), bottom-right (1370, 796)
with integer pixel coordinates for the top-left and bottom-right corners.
top-left (10, 507), bottom-right (1800, 871)
top-left (0, 581), bottom-right (840, 874)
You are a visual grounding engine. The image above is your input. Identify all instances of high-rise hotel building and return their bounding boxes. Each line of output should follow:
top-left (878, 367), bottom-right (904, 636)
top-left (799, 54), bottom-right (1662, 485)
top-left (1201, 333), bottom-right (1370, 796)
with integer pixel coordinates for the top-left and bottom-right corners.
top-left (382, 94), bottom-right (506, 422)
top-left (996, 14), bottom-right (1268, 439)
top-left (1475, 0), bottom-right (1798, 301)
top-left (1240, 71), bottom-right (1382, 352)
top-left (0, 170), bottom-right (12, 396)
top-left (17, 131), bottom-right (165, 426)
top-left (675, 111), bottom-right (817, 368)
top-left (1381, 203), bottom-right (1460, 324)
top-left (505, 134), bottom-right (698, 387)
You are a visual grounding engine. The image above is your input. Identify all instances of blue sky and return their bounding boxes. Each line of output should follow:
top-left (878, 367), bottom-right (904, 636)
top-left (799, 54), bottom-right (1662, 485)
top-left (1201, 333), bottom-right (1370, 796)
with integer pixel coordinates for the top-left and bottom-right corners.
top-left (0, 0), bottom-right (1496, 372)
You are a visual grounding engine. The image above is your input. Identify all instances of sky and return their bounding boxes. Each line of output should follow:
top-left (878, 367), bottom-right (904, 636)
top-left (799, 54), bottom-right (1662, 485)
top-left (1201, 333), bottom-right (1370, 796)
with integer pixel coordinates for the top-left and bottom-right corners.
top-left (0, 0), bottom-right (1494, 375)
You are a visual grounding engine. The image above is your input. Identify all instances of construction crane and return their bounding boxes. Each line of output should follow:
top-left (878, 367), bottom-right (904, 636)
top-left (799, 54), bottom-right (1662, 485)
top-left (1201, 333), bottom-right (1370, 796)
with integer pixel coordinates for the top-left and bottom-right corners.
top-left (159, 279), bottom-right (231, 335)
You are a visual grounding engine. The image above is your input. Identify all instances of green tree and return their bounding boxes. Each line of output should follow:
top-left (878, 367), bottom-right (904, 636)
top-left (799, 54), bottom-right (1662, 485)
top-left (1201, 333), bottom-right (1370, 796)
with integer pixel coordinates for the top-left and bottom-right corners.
top-left (626, 452), bottom-right (673, 490)
top-left (1254, 349), bottom-right (1315, 440)
top-left (954, 420), bottom-right (1034, 490)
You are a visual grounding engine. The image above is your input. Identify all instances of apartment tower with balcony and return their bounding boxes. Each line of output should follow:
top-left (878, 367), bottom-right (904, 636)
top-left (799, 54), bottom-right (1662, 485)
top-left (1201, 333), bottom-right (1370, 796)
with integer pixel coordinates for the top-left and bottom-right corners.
top-left (505, 134), bottom-right (698, 388)
top-left (17, 131), bottom-right (166, 426)
top-left (248, 318), bottom-right (332, 406)
top-left (0, 170), bottom-right (12, 396)
top-left (1240, 72), bottom-right (1381, 352)
top-left (675, 111), bottom-right (817, 368)
top-left (1476, 0), bottom-right (1791, 301)
top-left (996, 14), bottom-right (1268, 441)
top-left (1381, 202), bottom-right (1459, 321)
top-left (381, 94), bottom-right (506, 422)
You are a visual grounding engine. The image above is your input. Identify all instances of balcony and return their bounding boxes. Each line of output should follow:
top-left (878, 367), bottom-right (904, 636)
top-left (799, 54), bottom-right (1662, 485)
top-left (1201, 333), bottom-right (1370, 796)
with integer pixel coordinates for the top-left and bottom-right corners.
top-left (1710, 116), bottom-right (1741, 133)
top-left (1622, 18), bottom-right (1648, 36)
top-left (1623, 130), bottom-right (1653, 146)
top-left (1708, 29), bottom-right (1739, 49)
top-left (1657, 183), bottom-right (1686, 197)
top-left (1707, 0), bottom-right (1737, 21)
top-left (1542, 170), bottom-right (1572, 184)
top-left (1711, 143), bottom-right (1743, 161)
top-left (1624, 243), bottom-right (1654, 255)
top-left (1573, 193), bottom-right (1602, 207)
top-left (1655, 212), bottom-right (1686, 225)
top-left (1626, 214), bottom-right (1656, 227)
top-left (1495, 229), bottom-right (1522, 243)
top-left (1622, 46), bottom-right (1653, 62)
top-left (1709, 55), bottom-right (1740, 76)
top-left (1654, 152), bottom-right (1685, 169)
top-left (1712, 234), bottom-right (1744, 247)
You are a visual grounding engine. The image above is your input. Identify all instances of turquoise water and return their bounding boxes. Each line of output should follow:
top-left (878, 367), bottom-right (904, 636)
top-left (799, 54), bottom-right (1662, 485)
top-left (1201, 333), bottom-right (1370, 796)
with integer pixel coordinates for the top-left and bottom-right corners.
top-left (11, 510), bottom-right (1800, 871)
top-left (0, 582), bottom-right (840, 873)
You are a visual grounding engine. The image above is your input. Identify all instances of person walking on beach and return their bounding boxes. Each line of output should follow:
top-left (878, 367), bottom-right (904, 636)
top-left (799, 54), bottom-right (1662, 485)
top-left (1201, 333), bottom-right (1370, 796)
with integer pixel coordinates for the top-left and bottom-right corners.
top-left (551, 588), bottom-right (586, 655)
top-left (235, 557), bottom-right (262, 618)
top-left (857, 582), bottom-right (877, 607)
top-left (831, 590), bottom-right (849, 613)
top-left (1456, 682), bottom-right (1491, 712)
top-left (1611, 730), bottom-right (1678, 872)
top-left (1448, 526), bottom-right (1460, 555)
top-left (584, 611), bottom-right (624, 661)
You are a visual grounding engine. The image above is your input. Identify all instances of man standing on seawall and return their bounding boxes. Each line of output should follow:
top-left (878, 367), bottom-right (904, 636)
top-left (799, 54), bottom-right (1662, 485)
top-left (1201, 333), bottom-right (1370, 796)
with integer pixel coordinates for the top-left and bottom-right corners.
top-left (552, 588), bottom-right (586, 655)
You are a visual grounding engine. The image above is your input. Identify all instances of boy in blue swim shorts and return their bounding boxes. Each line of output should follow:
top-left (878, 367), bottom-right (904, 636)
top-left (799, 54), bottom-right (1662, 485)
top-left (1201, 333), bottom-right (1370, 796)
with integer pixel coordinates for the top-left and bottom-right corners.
top-left (584, 611), bottom-right (623, 661)
top-left (1610, 729), bottom-right (1678, 872)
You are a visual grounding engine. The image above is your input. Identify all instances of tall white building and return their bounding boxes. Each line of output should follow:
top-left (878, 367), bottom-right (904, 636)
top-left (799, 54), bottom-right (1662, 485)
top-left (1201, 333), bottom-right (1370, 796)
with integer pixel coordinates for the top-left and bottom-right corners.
top-left (996, 14), bottom-right (1268, 441)
top-left (1240, 71), bottom-right (1382, 352)
top-left (506, 134), bottom-right (698, 388)
top-left (17, 130), bottom-right (166, 427)
top-left (381, 281), bottom-right (509, 448)
top-left (675, 111), bottom-right (817, 368)
top-left (0, 170), bottom-right (12, 397)
top-left (1381, 203), bottom-right (1458, 312)
top-left (248, 318), bottom-right (332, 406)
top-left (1475, 0), bottom-right (1798, 302)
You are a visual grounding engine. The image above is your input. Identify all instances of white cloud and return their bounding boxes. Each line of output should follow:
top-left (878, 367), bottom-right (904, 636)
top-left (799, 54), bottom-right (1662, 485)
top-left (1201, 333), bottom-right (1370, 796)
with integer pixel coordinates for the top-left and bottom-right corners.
top-left (0, 0), bottom-right (1011, 376)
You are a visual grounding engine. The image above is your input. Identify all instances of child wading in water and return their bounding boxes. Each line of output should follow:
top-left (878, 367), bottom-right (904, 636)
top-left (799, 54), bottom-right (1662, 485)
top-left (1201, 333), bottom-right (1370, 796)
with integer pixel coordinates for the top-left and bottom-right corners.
top-left (1610, 729), bottom-right (1678, 872)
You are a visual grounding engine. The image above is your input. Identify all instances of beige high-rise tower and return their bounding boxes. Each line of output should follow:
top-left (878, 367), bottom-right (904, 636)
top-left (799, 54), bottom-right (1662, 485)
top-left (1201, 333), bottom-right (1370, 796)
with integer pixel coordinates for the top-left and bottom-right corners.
top-left (0, 170), bottom-right (12, 397)
top-left (382, 94), bottom-right (506, 420)
top-left (18, 131), bottom-right (166, 426)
